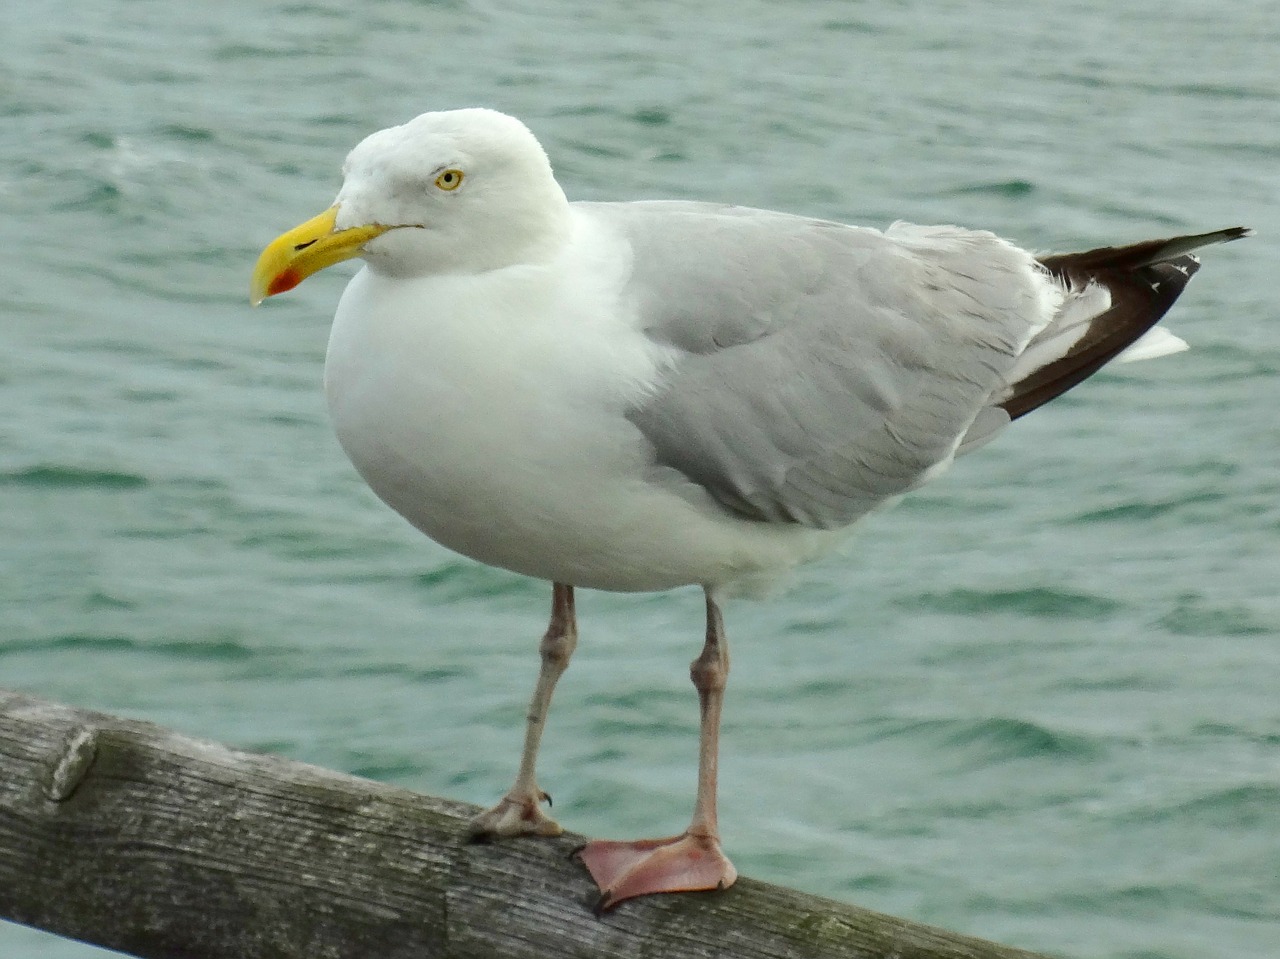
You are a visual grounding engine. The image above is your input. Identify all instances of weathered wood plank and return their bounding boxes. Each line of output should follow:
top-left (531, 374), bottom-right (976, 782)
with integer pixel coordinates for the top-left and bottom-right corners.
top-left (0, 690), bottom-right (1054, 959)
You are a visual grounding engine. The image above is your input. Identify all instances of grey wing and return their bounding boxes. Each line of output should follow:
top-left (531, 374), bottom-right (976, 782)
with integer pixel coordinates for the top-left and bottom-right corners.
top-left (587, 202), bottom-right (1052, 529)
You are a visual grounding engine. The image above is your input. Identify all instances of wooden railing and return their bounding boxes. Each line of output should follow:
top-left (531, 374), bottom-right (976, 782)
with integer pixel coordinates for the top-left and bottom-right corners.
top-left (0, 690), bottom-right (1054, 959)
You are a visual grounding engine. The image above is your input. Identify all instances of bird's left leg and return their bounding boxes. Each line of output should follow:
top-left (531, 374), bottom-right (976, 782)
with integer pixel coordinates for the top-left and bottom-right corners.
top-left (575, 587), bottom-right (738, 910)
top-left (470, 582), bottom-right (577, 839)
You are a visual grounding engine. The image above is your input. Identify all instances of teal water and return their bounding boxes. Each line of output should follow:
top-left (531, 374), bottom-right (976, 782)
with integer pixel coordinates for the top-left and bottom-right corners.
top-left (3, 1), bottom-right (1278, 956)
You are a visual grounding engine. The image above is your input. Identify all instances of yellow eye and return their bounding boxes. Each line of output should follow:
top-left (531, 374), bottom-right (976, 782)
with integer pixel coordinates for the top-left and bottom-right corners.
top-left (435, 168), bottom-right (464, 191)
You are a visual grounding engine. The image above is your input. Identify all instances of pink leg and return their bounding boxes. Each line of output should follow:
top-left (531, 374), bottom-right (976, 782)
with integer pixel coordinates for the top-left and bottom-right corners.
top-left (470, 583), bottom-right (577, 838)
top-left (576, 588), bottom-right (737, 911)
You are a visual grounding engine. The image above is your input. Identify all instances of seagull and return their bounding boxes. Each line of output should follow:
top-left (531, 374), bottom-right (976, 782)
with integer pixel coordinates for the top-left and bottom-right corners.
top-left (251, 107), bottom-right (1249, 911)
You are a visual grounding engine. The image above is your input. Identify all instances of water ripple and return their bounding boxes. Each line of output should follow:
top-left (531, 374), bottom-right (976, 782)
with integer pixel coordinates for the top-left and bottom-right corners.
top-left (0, 464), bottom-right (148, 490)
top-left (875, 715), bottom-right (1103, 763)
top-left (905, 587), bottom-right (1123, 619)
top-left (0, 634), bottom-right (259, 661)
top-left (1159, 595), bottom-right (1272, 637)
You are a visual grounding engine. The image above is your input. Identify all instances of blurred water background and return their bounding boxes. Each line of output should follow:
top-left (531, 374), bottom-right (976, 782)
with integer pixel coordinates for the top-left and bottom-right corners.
top-left (2, 1), bottom-right (1278, 956)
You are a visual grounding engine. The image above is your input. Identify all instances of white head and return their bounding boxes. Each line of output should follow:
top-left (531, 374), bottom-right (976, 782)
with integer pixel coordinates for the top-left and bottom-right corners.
top-left (252, 108), bottom-right (571, 301)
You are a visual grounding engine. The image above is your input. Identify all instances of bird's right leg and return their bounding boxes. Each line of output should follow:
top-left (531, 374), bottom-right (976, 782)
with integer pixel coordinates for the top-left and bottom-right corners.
top-left (575, 587), bottom-right (737, 910)
top-left (470, 582), bottom-right (577, 839)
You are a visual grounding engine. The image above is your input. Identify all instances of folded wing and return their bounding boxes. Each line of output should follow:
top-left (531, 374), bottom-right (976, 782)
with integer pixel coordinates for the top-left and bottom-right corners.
top-left (601, 201), bottom-right (1247, 530)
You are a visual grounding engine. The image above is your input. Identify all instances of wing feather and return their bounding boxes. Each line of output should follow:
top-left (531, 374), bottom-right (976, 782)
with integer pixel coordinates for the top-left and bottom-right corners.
top-left (584, 202), bottom-right (1054, 529)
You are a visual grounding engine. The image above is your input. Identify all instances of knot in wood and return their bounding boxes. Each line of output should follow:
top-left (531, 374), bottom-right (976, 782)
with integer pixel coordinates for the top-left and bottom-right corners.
top-left (44, 725), bottom-right (99, 802)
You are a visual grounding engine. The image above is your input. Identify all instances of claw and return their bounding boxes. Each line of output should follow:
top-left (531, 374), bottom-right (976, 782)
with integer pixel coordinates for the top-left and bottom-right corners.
top-left (469, 791), bottom-right (563, 839)
top-left (592, 891), bottom-right (613, 916)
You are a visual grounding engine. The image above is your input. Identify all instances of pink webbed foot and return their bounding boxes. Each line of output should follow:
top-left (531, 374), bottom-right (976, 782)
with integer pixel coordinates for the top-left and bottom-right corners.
top-left (575, 832), bottom-right (737, 912)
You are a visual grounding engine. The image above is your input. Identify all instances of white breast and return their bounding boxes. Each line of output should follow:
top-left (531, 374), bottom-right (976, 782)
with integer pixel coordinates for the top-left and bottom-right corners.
top-left (323, 215), bottom-right (838, 593)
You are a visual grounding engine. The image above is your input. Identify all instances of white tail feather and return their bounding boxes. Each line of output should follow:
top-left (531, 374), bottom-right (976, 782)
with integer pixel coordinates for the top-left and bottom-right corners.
top-left (999, 283), bottom-right (1110, 396)
top-left (1114, 326), bottom-right (1189, 363)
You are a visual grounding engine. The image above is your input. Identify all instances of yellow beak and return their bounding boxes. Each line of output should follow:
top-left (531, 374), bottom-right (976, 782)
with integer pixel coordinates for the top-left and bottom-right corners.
top-left (250, 205), bottom-right (392, 305)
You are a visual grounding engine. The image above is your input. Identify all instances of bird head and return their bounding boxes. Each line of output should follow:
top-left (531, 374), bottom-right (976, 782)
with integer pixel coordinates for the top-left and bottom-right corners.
top-left (251, 108), bottom-right (570, 304)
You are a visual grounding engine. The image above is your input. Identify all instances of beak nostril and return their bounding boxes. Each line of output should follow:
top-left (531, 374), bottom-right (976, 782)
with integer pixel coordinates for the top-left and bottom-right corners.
top-left (293, 239), bottom-right (319, 252)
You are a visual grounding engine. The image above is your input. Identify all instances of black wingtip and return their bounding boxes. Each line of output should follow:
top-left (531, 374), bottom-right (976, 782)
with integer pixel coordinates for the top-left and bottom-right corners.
top-left (1002, 226), bottom-right (1250, 421)
top-left (1203, 226), bottom-right (1252, 242)
top-left (1039, 226), bottom-right (1253, 276)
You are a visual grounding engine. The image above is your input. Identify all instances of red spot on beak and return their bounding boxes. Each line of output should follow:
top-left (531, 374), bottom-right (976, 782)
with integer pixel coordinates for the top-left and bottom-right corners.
top-left (268, 269), bottom-right (302, 297)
